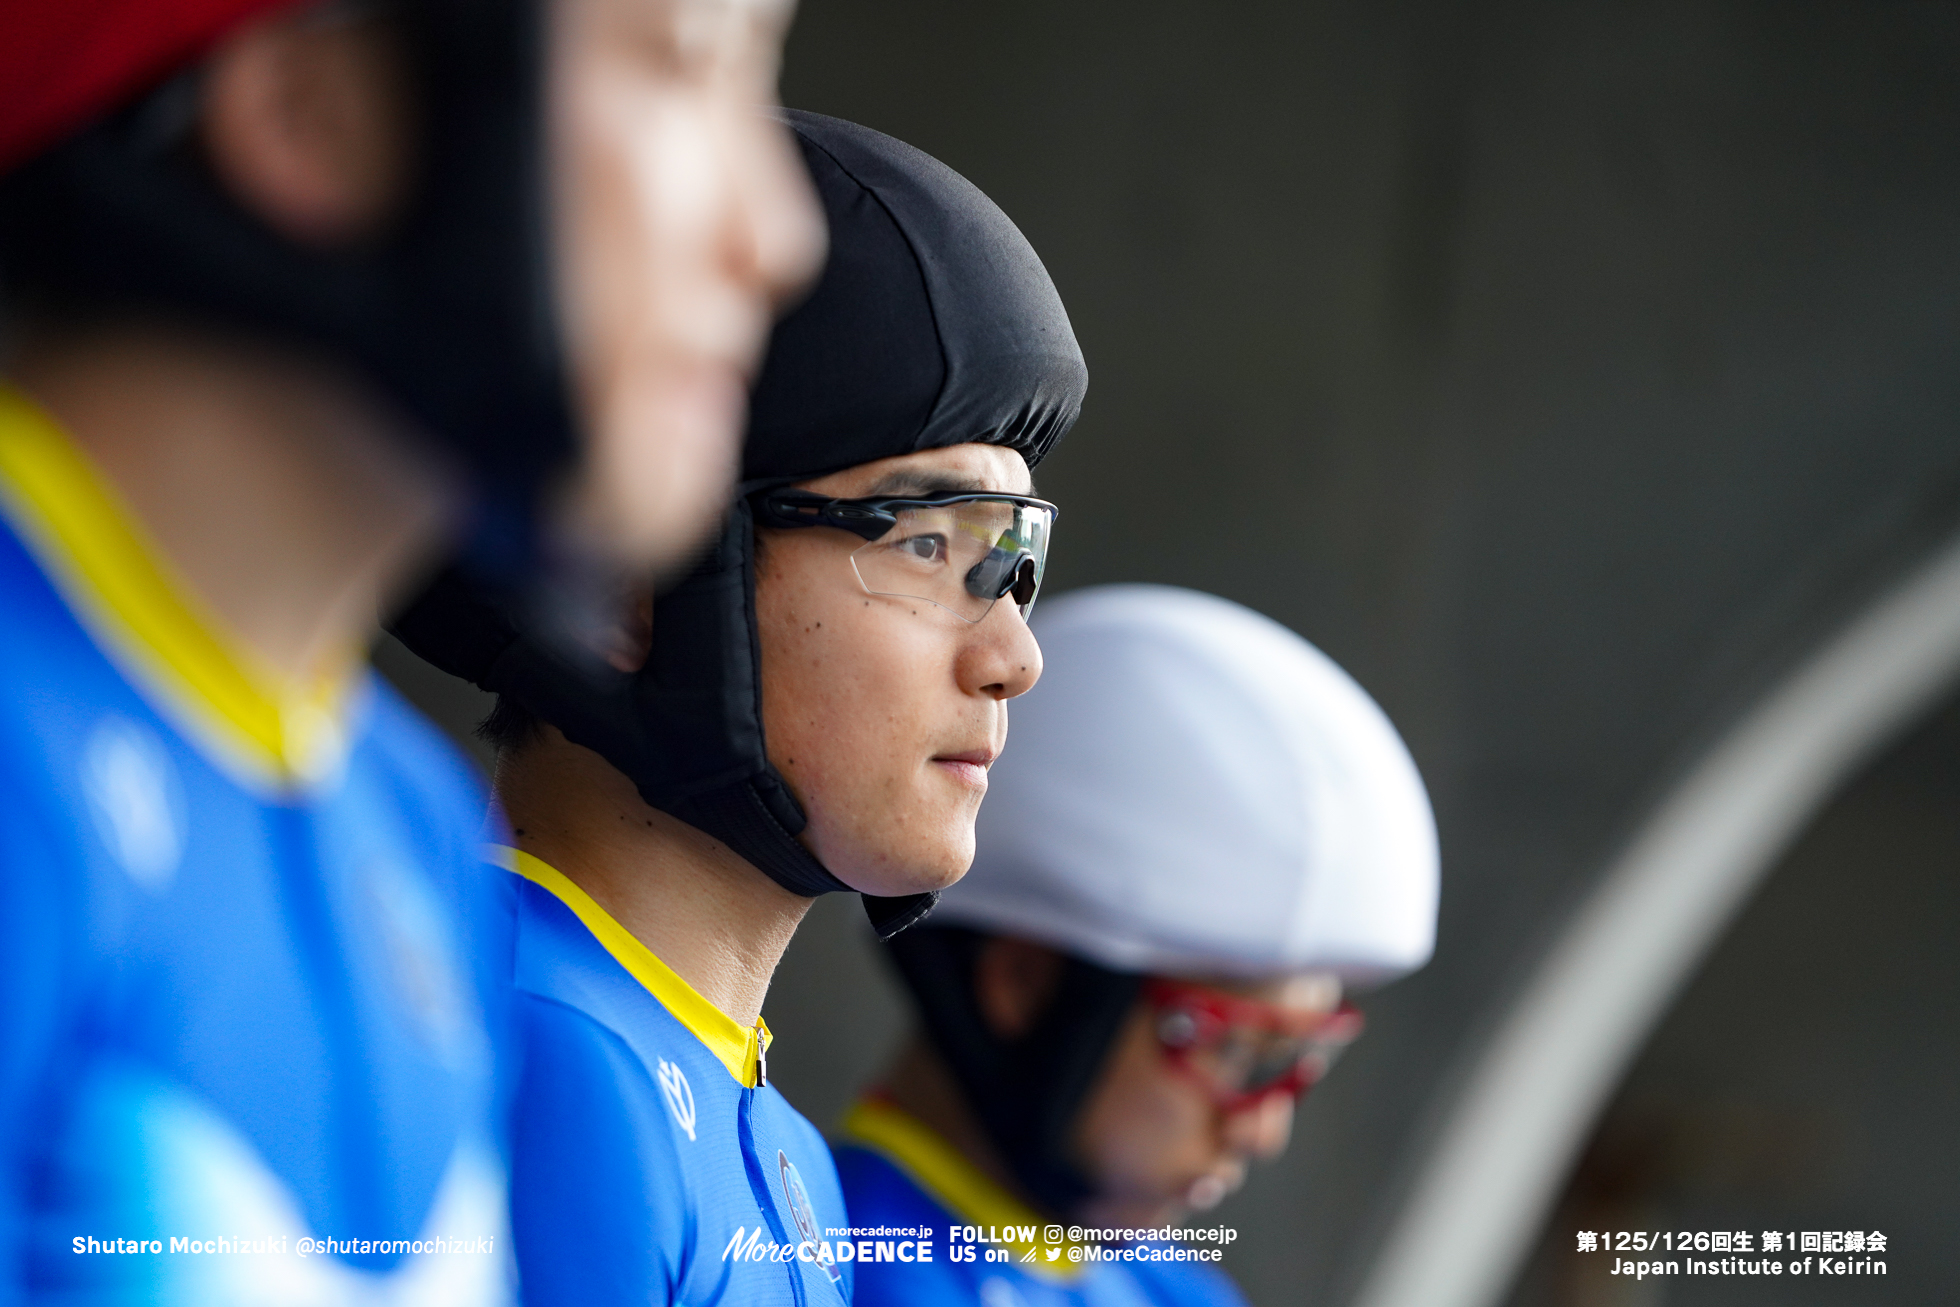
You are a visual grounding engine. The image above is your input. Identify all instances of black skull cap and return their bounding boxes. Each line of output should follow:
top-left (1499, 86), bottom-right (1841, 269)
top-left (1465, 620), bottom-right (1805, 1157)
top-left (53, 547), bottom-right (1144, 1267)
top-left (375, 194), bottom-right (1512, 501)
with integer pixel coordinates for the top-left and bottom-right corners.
top-left (744, 111), bottom-right (1086, 482)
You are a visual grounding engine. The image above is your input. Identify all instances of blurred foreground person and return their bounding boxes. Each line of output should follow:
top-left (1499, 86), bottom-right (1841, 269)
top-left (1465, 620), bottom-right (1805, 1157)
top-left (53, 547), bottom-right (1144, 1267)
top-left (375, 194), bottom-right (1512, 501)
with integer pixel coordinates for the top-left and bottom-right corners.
top-left (841, 585), bottom-right (1440, 1307)
top-left (393, 113), bottom-right (1086, 1304)
top-left (0, 0), bottom-right (818, 1300)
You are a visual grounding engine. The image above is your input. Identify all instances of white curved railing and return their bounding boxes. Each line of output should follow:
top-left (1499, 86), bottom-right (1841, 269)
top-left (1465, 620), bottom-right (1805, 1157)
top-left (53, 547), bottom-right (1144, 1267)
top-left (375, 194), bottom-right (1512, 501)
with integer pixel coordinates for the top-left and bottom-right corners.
top-left (1351, 529), bottom-right (1960, 1307)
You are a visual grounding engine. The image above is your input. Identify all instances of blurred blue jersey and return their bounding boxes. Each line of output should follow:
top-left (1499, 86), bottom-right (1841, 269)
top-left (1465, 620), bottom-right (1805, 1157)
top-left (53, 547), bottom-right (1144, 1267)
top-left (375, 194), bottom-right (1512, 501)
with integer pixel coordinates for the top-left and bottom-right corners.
top-left (833, 1098), bottom-right (1248, 1307)
top-left (0, 388), bottom-right (511, 1304)
top-left (497, 848), bottom-right (853, 1306)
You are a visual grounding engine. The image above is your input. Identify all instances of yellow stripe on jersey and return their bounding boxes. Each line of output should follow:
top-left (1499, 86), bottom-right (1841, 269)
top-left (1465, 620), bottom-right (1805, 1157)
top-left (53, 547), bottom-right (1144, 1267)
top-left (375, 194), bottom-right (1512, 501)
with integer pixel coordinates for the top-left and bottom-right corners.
top-left (0, 385), bottom-right (355, 790)
top-left (840, 1095), bottom-right (1087, 1280)
top-left (494, 846), bottom-right (774, 1087)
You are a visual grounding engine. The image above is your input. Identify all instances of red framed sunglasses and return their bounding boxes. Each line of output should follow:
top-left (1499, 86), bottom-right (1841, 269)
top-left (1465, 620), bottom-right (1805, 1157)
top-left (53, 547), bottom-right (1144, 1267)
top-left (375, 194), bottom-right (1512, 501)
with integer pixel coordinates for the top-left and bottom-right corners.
top-left (1143, 978), bottom-right (1364, 1113)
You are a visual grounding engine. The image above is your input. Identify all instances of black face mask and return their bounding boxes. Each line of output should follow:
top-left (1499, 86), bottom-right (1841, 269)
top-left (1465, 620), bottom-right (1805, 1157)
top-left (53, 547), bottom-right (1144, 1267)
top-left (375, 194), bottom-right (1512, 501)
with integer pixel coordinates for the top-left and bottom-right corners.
top-left (392, 111), bottom-right (1089, 939)
top-left (0, 0), bottom-right (574, 574)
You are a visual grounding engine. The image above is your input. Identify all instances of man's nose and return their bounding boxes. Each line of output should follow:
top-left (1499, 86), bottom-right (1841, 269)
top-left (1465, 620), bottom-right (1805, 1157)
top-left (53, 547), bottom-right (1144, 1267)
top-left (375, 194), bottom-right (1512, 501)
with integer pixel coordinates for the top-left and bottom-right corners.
top-left (1222, 1094), bottom-right (1296, 1162)
top-left (730, 112), bottom-right (827, 309)
top-left (961, 599), bottom-right (1044, 701)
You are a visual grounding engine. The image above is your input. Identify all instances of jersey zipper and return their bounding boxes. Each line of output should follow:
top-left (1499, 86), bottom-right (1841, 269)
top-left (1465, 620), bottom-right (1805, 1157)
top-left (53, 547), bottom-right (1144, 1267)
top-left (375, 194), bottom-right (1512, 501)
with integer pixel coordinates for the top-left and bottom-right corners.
top-left (737, 1085), bottom-right (812, 1307)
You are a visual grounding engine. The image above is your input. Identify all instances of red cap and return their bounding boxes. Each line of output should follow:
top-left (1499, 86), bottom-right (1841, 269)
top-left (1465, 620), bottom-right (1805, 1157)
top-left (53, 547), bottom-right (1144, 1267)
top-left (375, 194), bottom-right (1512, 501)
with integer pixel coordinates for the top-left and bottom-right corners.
top-left (0, 0), bottom-right (305, 172)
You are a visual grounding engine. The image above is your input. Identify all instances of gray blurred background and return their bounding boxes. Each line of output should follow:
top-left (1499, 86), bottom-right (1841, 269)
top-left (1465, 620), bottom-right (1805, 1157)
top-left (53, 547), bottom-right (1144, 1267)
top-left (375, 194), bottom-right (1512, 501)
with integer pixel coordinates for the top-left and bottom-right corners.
top-left (378, 1), bottom-right (1960, 1302)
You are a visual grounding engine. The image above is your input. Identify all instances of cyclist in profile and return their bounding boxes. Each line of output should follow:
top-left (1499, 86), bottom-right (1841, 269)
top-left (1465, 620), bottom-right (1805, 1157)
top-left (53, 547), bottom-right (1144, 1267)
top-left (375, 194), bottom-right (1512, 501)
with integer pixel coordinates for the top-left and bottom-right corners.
top-left (393, 111), bottom-right (1087, 1304)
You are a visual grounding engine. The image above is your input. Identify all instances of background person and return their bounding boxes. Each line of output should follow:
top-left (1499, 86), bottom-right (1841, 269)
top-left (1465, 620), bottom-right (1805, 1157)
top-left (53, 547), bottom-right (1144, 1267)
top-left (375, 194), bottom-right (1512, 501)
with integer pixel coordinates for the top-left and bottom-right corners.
top-left (0, 0), bottom-right (818, 1298)
top-left (392, 112), bottom-right (1087, 1304)
top-left (838, 584), bottom-right (1440, 1307)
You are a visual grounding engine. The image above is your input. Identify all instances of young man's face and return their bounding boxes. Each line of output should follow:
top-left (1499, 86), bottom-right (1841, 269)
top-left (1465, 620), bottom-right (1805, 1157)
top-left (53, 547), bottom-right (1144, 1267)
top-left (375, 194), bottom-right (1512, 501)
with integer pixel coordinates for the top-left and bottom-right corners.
top-left (1071, 971), bottom-right (1343, 1227)
top-left (551, 0), bottom-right (825, 572)
top-left (754, 443), bottom-right (1042, 897)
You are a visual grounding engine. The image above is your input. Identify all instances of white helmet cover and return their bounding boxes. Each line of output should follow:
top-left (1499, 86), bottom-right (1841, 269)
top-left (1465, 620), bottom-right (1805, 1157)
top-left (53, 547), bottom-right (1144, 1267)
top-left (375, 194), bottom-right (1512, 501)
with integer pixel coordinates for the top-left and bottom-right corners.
top-left (936, 584), bottom-right (1439, 984)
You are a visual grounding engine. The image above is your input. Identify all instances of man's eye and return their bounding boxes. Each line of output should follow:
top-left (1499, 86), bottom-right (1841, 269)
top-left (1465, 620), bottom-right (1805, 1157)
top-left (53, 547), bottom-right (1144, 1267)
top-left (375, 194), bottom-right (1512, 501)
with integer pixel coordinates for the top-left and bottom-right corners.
top-left (896, 534), bottom-right (947, 563)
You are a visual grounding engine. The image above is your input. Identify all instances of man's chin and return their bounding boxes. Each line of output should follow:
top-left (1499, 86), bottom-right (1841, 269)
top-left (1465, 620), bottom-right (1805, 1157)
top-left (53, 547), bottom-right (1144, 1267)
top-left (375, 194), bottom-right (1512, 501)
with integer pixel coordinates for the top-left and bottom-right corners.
top-left (866, 808), bottom-right (975, 897)
top-left (846, 859), bottom-right (969, 899)
top-left (830, 833), bottom-right (972, 899)
top-left (1182, 1173), bottom-right (1235, 1213)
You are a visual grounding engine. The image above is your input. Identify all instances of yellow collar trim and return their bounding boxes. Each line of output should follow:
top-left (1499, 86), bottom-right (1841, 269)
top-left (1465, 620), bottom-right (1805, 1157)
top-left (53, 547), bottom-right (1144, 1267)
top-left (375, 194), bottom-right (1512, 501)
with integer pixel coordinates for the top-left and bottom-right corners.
top-left (494, 846), bottom-right (773, 1087)
top-left (840, 1096), bottom-right (1087, 1280)
top-left (0, 386), bottom-right (353, 789)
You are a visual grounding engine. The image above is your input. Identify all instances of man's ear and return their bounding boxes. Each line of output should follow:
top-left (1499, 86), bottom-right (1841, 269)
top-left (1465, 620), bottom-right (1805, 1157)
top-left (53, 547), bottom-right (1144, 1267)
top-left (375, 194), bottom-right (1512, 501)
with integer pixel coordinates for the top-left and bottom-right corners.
top-left (200, 7), bottom-right (413, 246)
top-left (974, 936), bottom-right (1065, 1040)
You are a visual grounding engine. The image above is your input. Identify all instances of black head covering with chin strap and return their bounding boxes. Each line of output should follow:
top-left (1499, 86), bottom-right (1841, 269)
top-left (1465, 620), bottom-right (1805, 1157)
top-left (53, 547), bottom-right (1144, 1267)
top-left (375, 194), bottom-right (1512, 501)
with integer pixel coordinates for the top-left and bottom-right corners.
top-left (393, 110), bottom-right (1087, 938)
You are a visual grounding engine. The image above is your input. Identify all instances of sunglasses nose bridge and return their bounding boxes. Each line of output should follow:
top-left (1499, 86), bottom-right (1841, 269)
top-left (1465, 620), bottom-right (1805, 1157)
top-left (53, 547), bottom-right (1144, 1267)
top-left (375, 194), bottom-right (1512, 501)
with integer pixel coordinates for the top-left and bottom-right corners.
top-left (1009, 555), bottom-right (1038, 605)
top-left (964, 547), bottom-right (1039, 603)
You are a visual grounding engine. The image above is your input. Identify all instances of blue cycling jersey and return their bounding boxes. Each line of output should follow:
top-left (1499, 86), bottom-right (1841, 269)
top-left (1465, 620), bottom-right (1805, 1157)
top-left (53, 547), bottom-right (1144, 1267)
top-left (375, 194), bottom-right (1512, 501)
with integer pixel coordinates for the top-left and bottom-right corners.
top-left (496, 848), bottom-right (853, 1306)
top-left (0, 387), bottom-right (511, 1304)
top-left (833, 1098), bottom-right (1248, 1307)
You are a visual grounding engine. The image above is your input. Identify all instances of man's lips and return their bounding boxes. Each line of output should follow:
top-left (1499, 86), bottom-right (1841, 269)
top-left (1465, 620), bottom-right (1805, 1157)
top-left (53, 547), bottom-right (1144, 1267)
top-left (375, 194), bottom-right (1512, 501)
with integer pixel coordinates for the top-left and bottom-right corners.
top-left (931, 749), bottom-right (996, 787)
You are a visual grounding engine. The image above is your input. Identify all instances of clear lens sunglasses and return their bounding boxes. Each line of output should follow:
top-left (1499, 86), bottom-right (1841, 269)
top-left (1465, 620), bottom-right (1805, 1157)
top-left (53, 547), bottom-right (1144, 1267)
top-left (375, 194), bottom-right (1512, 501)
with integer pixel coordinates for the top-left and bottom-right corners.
top-left (752, 489), bottom-right (1058, 623)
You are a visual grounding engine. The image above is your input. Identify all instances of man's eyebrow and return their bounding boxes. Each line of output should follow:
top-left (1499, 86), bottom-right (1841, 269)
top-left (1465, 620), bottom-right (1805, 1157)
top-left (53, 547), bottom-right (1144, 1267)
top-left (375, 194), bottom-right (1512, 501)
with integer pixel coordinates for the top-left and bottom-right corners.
top-left (861, 471), bottom-right (987, 496)
top-left (859, 470), bottom-right (1039, 497)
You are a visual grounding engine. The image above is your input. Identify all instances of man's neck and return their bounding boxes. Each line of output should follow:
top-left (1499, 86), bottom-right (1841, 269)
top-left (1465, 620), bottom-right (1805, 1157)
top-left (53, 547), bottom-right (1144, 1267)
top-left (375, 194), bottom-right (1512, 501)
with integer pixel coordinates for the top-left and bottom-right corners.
top-left (8, 323), bottom-right (454, 685)
top-left (497, 725), bottom-right (813, 1026)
